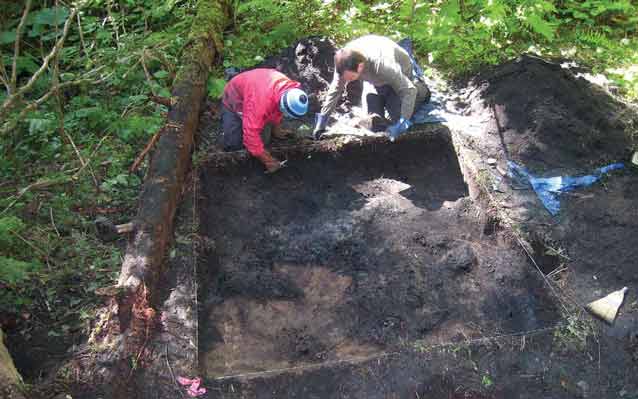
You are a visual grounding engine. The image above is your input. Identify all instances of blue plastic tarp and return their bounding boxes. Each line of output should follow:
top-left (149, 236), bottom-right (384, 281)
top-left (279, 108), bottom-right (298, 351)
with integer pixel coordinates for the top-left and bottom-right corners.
top-left (507, 161), bottom-right (625, 215)
top-left (398, 38), bottom-right (479, 127)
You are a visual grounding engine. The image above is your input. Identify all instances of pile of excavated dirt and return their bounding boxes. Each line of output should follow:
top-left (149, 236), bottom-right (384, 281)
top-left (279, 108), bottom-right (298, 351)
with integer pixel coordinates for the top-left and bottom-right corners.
top-left (451, 54), bottom-right (638, 398)
top-left (459, 54), bottom-right (638, 305)
top-left (259, 36), bottom-right (338, 114)
top-left (463, 55), bottom-right (635, 171)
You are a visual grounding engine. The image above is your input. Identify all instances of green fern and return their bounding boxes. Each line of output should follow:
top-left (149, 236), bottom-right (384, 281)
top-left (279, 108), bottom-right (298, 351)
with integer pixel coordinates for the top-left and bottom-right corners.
top-left (578, 28), bottom-right (608, 46)
top-left (0, 256), bottom-right (38, 285)
top-left (0, 216), bottom-right (25, 250)
top-left (518, 1), bottom-right (557, 41)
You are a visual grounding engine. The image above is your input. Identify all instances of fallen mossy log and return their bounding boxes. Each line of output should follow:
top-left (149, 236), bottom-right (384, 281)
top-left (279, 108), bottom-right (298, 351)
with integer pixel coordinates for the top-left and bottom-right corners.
top-left (56, 1), bottom-right (230, 398)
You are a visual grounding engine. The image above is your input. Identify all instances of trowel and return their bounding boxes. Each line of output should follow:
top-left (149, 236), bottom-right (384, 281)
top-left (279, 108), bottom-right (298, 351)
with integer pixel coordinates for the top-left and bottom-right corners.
top-left (585, 287), bottom-right (628, 324)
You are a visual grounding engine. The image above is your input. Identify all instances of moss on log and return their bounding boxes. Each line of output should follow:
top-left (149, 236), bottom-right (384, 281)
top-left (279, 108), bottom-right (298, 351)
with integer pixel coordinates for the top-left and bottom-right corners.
top-left (117, 0), bottom-right (229, 352)
top-left (60, 1), bottom-right (230, 397)
top-left (118, 0), bottom-right (228, 300)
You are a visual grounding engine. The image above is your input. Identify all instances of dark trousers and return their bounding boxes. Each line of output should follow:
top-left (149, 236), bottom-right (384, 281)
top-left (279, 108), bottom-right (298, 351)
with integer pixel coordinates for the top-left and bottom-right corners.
top-left (362, 79), bottom-right (431, 128)
top-left (363, 84), bottom-right (402, 124)
top-left (221, 105), bottom-right (271, 152)
top-left (221, 105), bottom-right (244, 151)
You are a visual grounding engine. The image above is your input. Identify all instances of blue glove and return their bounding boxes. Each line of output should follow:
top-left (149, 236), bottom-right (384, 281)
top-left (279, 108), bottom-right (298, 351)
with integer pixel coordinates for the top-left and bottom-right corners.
top-left (313, 113), bottom-right (328, 140)
top-left (387, 117), bottom-right (412, 142)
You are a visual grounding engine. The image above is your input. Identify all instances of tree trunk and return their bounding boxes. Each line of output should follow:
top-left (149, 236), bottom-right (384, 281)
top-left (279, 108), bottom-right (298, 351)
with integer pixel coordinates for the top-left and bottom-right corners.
top-left (64, 1), bottom-right (230, 397)
top-left (118, 0), bottom-right (227, 302)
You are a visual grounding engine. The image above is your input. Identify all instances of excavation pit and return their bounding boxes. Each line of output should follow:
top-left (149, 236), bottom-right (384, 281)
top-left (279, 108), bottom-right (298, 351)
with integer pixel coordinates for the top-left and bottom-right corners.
top-left (198, 132), bottom-right (560, 379)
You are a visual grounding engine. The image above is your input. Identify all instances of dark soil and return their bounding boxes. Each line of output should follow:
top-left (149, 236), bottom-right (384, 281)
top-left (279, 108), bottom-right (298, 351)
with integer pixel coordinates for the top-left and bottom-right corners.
top-left (462, 53), bottom-right (638, 317)
top-left (5, 40), bottom-right (637, 399)
top-left (451, 54), bottom-right (638, 398)
top-left (8, 328), bottom-right (75, 382)
top-left (206, 325), bottom-right (636, 399)
top-left (190, 52), bottom-right (637, 399)
top-left (198, 132), bottom-right (559, 378)
top-left (466, 54), bottom-right (635, 172)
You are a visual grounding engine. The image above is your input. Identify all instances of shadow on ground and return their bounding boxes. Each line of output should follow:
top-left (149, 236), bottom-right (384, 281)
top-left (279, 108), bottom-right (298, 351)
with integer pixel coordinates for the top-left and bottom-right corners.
top-left (197, 131), bottom-right (560, 381)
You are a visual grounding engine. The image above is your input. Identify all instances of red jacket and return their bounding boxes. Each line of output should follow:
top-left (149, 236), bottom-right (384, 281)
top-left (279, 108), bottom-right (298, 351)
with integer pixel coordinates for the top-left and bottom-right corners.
top-left (222, 69), bottom-right (301, 156)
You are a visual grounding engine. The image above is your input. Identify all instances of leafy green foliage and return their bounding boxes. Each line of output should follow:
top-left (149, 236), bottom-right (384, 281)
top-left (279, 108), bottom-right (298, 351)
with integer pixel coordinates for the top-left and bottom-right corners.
top-left (219, 0), bottom-right (636, 99)
top-left (481, 374), bottom-right (494, 388)
top-left (207, 77), bottom-right (226, 99)
top-left (0, 257), bottom-right (39, 285)
top-left (223, 0), bottom-right (334, 68)
top-left (0, 0), bottom-right (196, 331)
top-left (0, 216), bottom-right (26, 250)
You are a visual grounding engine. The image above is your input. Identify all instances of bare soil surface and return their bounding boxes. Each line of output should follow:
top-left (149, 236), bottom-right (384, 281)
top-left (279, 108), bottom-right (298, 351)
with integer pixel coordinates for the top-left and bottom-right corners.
top-left (449, 54), bottom-right (638, 398)
top-left (459, 54), bottom-right (638, 337)
top-left (192, 54), bottom-right (637, 399)
top-left (197, 133), bottom-right (559, 379)
top-left (459, 54), bottom-right (638, 289)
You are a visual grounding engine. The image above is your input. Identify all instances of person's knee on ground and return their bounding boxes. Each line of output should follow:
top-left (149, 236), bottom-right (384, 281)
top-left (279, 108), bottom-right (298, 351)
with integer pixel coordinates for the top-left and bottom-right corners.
top-left (377, 85), bottom-right (401, 124)
top-left (362, 84), bottom-right (400, 131)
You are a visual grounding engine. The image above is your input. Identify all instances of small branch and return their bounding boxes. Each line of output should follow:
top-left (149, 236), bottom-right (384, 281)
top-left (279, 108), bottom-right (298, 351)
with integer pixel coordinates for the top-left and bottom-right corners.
top-left (73, 132), bottom-right (110, 179)
top-left (50, 208), bottom-right (61, 238)
top-left (11, 0), bottom-right (33, 93)
top-left (165, 345), bottom-right (186, 399)
top-left (122, 58), bottom-right (142, 79)
top-left (63, 129), bottom-right (100, 189)
top-left (0, 59), bottom-right (10, 93)
top-left (0, 178), bottom-right (70, 217)
top-left (0, 129), bottom-right (108, 215)
top-left (1, 6), bottom-right (79, 118)
top-left (51, 38), bottom-right (100, 190)
top-left (10, 229), bottom-right (48, 257)
top-left (140, 50), bottom-right (158, 96)
top-left (106, 0), bottom-right (121, 48)
top-left (130, 128), bottom-right (164, 172)
top-left (1, 72), bottom-right (109, 136)
top-left (53, 20), bottom-right (100, 192)
top-left (52, 7), bottom-right (66, 151)
top-left (116, 222), bottom-right (135, 234)
top-left (77, 12), bottom-right (88, 58)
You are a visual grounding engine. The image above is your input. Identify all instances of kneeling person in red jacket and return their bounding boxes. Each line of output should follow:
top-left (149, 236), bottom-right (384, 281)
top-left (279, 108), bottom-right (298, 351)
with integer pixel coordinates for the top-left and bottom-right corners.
top-left (222, 68), bottom-right (309, 173)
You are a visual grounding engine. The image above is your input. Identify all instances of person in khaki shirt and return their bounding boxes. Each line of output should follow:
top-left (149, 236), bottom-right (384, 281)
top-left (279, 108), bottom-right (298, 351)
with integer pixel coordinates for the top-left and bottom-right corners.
top-left (313, 35), bottom-right (430, 141)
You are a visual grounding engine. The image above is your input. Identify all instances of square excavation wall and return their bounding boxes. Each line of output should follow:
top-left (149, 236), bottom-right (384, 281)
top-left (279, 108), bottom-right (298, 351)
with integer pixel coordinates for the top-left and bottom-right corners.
top-left (198, 133), bottom-right (559, 378)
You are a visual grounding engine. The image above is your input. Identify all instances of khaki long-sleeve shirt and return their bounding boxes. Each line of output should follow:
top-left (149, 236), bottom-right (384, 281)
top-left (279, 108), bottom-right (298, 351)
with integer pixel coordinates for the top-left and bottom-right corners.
top-left (321, 35), bottom-right (426, 120)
